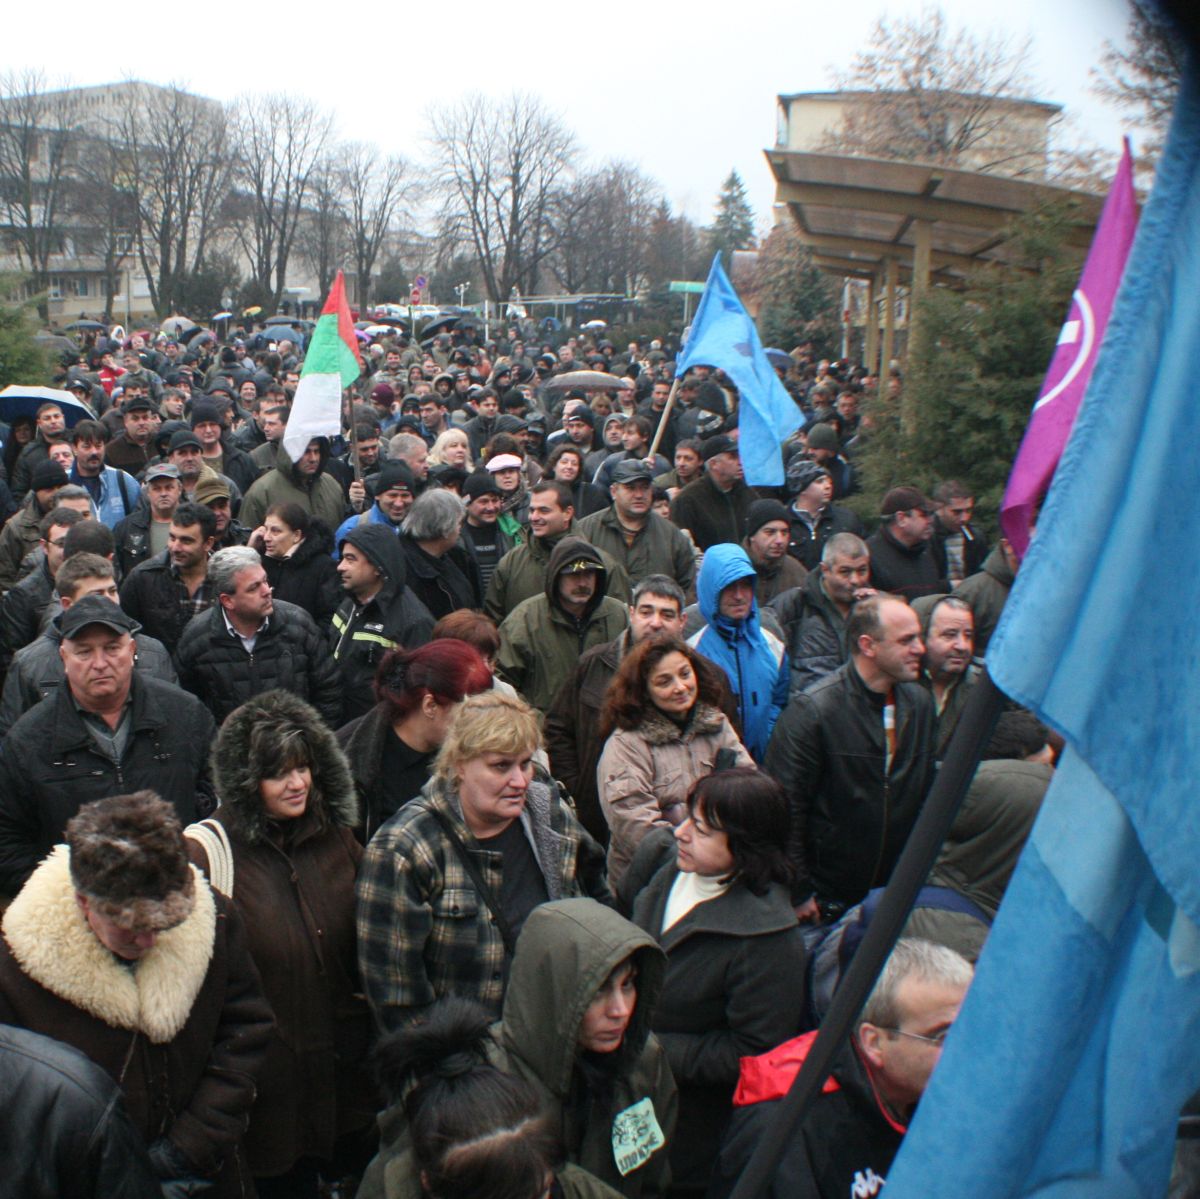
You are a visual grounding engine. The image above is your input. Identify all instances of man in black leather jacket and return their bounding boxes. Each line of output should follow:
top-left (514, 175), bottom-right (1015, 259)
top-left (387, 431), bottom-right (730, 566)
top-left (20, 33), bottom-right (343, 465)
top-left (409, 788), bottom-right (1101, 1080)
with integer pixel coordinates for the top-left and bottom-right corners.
top-left (765, 594), bottom-right (935, 919)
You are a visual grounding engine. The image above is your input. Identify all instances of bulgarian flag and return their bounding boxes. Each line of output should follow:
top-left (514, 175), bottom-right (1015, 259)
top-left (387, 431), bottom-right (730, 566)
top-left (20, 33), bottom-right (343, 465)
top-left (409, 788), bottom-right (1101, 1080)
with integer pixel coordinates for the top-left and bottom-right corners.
top-left (282, 270), bottom-right (363, 462)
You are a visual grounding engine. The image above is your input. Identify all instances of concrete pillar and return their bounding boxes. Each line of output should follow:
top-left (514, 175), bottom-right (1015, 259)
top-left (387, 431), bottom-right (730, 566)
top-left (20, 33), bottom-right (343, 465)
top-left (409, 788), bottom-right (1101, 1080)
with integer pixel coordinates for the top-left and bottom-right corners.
top-left (864, 275), bottom-right (878, 373)
top-left (880, 257), bottom-right (896, 396)
top-left (911, 218), bottom-right (932, 308)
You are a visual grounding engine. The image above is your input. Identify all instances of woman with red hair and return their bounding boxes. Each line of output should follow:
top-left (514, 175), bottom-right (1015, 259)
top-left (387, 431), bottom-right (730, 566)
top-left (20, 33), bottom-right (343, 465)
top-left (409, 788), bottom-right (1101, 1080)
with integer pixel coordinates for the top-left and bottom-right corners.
top-left (336, 639), bottom-right (493, 842)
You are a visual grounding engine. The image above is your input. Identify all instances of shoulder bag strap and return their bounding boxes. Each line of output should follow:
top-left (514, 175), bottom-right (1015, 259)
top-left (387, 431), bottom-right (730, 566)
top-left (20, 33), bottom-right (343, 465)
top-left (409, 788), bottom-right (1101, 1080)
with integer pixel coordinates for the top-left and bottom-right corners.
top-left (184, 818), bottom-right (235, 897)
top-left (429, 809), bottom-right (518, 955)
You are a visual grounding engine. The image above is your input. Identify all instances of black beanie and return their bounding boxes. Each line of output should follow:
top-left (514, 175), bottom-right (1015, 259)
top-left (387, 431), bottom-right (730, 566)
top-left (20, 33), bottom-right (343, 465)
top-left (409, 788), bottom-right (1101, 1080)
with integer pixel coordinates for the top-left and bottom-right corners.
top-left (744, 499), bottom-right (792, 539)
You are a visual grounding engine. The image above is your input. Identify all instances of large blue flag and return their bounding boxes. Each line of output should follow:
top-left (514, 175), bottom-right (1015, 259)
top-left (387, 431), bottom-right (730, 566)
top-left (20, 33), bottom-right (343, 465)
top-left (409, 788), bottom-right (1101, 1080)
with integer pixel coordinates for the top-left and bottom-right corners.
top-left (675, 254), bottom-right (800, 485)
top-left (886, 59), bottom-right (1200, 1199)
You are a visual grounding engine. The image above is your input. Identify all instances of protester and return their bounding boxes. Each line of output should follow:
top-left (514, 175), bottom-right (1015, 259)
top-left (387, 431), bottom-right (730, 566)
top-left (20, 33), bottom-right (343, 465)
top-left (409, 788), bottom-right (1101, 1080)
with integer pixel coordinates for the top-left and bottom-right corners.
top-left (356, 691), bottom-right (609, 1032)
top-left (0, 791), bottom-right (273, 1197)
top-left (496, 536), bottom-right (629, 712)
top-left (598, 638), bottom-right (752, 885)
top-left (174, 546), bottom-right (342, 726)
top-left (365, 998), bottom-right (591, 1199)
top-left (766, 594), bottom-right (935, 920)
top-left (0, 553), bottom-right (175, 736)
top-left (709, 940), bottom-right (971, 1199)
top-left (0, 596), bottom-right (216, 895)
top-left (545, 575), bottom-right (690, 845)
top-left (337, 640), bottom-right (493, 841)
top-left (625, 768), bottom-right (808, 1195)
top-left (332, 524), bottom-right (436, 721)
top-left (197, 691), bottom-right (376, 1197)
top-left (686, 544), bottom-right (789, 762)
top-left (254, 502), bottom-right (342, 626)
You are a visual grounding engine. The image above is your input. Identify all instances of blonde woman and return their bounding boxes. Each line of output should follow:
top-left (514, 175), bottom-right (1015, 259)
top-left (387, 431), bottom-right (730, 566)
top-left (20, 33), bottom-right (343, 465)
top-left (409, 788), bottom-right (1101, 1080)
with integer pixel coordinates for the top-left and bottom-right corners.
top-left (428, 428), bottom-right (471, 470)
top-left (355, 691), bottom-right (610, 1033)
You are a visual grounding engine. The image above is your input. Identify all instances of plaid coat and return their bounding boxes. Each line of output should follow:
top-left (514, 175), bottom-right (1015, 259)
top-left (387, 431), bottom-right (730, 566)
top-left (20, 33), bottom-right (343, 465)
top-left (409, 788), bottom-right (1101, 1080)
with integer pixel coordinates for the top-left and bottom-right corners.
top-left (356, 774), bottom-right (610, 1033)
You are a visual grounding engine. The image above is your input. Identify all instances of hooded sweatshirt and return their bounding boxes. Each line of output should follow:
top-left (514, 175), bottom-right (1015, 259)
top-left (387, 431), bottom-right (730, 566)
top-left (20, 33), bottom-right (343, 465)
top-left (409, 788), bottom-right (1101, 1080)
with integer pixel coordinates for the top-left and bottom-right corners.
top-left (687, 544), bottom-right (788, 762)
top-left (496, 537), bottom-right (629, 712)
top-left (239, 439), bottom-right (346, 532)
top-left (331, 523), bottom-right (436, 721)
top-left (498, 899), bottom-right (677, 1197)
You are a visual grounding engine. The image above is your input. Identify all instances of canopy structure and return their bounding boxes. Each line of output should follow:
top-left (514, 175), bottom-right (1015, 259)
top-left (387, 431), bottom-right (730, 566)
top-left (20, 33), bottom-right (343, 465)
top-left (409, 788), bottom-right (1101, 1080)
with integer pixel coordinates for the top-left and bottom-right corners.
top-left (766, 147), bottom-right (1105, 371)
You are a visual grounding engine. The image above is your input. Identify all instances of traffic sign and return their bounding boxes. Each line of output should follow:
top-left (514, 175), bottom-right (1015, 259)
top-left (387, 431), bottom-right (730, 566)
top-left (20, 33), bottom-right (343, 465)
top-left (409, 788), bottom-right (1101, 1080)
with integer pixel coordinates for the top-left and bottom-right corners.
top-left (410, 288), bottom-right (422, 304)
top-left (414, 276), bottom-right (428, 290)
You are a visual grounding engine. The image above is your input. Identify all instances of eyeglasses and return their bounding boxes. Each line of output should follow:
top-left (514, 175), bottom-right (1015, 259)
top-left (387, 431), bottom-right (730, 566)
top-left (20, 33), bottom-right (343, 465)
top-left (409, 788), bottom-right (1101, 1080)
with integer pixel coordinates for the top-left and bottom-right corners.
top-left (883, 1026), bottom-right (949, 1047)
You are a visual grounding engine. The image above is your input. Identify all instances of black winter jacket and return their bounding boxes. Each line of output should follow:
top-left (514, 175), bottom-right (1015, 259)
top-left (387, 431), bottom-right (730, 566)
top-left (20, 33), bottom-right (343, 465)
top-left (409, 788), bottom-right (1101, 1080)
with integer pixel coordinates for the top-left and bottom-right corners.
top-left (261, 522), bottom-right (342, 626)
top-left (629, 841), bottom-right (808, 1194)
top-left (175, 599), bottom-right (343, 726)
top-left (119, 550), bottom-right (210, 656)
top-left (0, 557), bottom-right (54, 674)
top-left (0, 674), bottom-right (216, 894)
top-left (786, 503), bottom-right (864, 571)
top-left (398, 534), bottom-right (482, 620)
top-left (331, 524), bottom-right (436, 721)
top-left (771, 570), bottom-right (852, 698)
top-left (709, 1033), bottom-right (904, 1199)
top-left (765, 661), bottom-right (935, 905)
top-left (865, 525), bottom-right (946, 602)
top-left (0, 1025), bottom-right (161, 1199)
top-left (112, 503), bottom-right (160, 578)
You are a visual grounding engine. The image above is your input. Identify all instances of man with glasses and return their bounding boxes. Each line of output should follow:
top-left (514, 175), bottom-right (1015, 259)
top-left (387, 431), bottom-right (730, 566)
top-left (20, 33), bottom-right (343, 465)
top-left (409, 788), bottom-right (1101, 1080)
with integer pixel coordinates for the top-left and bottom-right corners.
top-left (710, 939), bottom-right (972, 1199)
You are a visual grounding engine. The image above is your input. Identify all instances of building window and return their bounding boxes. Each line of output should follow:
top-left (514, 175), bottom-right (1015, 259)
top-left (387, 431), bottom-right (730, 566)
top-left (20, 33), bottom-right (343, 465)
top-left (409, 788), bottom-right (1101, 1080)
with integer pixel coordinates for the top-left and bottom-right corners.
top-left (48, 276), bottom-right (62, 299)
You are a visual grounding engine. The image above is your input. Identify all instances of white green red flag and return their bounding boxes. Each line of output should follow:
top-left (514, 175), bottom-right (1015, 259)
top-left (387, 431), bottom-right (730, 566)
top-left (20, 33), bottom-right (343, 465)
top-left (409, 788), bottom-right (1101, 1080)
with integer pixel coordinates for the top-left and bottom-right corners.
top-left (282, 270), bottom-right (363, 462)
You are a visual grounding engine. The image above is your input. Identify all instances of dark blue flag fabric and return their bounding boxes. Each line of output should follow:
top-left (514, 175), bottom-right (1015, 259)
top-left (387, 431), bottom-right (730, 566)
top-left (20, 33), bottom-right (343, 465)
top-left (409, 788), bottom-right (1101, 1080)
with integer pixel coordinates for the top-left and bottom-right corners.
top-left (675, 254), bottom-right (801, 485)
top-left (886, 59), bottom-right (1200, 1199)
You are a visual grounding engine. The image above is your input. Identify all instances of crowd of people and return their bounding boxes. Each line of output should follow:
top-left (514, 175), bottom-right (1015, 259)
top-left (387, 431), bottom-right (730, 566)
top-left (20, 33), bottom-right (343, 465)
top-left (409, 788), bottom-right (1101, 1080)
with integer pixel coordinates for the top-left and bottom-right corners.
top-left (0, 317), bottom-right (1059, 1198)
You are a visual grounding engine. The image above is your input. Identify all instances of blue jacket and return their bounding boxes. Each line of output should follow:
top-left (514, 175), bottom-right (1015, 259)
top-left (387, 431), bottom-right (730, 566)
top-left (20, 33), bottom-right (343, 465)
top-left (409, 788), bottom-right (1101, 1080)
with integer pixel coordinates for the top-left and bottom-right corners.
top-left (688, 544), bottom-right (788, 762)
top-left (69, 465), bottom-right (141, 529)
top-left (333, 503), bottom-right (400, 556)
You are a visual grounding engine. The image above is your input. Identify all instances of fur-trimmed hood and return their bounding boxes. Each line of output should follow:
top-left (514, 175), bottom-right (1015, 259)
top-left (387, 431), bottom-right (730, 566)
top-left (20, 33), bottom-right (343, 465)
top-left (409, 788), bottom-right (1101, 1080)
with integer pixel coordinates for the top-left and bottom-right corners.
top-left (211, 688), bottom-right (359, 845)
top-left (2, 846), bottom-right (216, 1045)
top-left (635, 702), bottom-right (726, 746)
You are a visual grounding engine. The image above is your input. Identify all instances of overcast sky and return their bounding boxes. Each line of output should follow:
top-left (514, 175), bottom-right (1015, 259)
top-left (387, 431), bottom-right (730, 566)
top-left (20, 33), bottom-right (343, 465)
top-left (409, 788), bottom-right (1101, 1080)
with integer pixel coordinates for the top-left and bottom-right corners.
top-left (6, 0), bottom-right (1136, 233)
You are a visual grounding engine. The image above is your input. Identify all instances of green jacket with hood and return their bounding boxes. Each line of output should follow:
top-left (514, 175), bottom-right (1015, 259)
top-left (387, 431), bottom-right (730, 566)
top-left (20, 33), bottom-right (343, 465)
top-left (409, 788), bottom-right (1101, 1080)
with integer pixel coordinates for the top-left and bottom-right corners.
top-left (358, 899), bottom-right (677, 1199)
top-left (496, 536), bottom-right (630, 712)
top-left (239, 439), bottom-right (347, 532)
top-left (498, 899), bottom-right (677, 1197)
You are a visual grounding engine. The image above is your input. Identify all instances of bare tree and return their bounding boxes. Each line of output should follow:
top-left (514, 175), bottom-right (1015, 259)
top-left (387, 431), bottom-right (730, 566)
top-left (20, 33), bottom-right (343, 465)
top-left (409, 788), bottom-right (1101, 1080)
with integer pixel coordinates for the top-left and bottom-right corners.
top-left (112, 83), bottom-right (233, 317)
top-left (231, 93), bottom-right (332, 310)
top-left (819, 7), bottom-right (1045, 177)
top-left (340, 142), bottom-right (411, 312)
top-left (0, 71), bottom-right (81, 318)
top-left (66, 137), bottom-right (136, 321)
top-left (550, 160), bottom-right (661, 295)
top-left (296, 155), bottom-right (349, 302)
top-left (1093, 4), bottom-right (1185, 182)
top-left (427, 93), bottom-right (576, 302)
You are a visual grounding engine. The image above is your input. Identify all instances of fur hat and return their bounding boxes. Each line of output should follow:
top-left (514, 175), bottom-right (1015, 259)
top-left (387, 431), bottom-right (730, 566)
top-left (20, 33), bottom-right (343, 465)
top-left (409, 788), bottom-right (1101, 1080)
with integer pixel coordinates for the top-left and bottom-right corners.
top-left (66, 792), bottom-right (194, 930)
top-left (211, 690), bottom-right (358, 845)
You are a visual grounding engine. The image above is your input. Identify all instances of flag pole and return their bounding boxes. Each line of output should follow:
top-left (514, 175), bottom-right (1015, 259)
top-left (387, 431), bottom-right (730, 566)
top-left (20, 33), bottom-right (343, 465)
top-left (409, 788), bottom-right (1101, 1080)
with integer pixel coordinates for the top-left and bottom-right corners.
top-left (728, 671), bottom-right (1006, 1199)
top-left (647, 377), bottom-right (681, 460)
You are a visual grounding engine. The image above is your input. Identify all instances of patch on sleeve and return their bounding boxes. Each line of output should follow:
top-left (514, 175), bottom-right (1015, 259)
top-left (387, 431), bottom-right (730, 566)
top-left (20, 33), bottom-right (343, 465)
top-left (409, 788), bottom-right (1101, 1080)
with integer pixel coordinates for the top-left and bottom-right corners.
top-left (611, 1096), bottom-right (666, 1177)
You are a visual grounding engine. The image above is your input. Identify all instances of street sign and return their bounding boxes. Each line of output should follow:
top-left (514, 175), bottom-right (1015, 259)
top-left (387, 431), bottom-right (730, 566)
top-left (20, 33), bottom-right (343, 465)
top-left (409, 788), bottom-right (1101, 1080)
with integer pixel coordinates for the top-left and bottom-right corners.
top-left (410, 288), bottom-right (422, 304)
top-left (414, 276), bottom-right (428, 290)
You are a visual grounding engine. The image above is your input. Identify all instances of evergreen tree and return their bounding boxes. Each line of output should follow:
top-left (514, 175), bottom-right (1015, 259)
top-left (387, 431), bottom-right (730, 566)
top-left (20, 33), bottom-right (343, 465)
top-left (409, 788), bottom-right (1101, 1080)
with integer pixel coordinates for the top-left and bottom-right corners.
top-left (849, 202), bottom-right (1081, 533)
top-left (754, 222), bottom-right (839, 357)
top-left (0, 276), bottom-right (50, 387)
top-left (708, 171), bottom-right (756, 268)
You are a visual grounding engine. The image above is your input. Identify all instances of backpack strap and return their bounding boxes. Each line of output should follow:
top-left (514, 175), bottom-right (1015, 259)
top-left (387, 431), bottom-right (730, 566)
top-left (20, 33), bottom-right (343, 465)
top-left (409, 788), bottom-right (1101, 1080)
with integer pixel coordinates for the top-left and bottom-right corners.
top-left (184, 818), bottom-right (235, 897)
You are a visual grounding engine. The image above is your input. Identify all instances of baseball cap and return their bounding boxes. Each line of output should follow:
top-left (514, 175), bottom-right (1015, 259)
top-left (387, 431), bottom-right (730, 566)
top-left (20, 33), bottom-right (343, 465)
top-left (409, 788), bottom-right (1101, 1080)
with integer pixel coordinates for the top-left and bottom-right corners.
top-left (59, 595), bottom-right (140, 640)
top-left (611, 459), bottom-right (655, 484)
top-left (881, 486), bottom-right (934, 517)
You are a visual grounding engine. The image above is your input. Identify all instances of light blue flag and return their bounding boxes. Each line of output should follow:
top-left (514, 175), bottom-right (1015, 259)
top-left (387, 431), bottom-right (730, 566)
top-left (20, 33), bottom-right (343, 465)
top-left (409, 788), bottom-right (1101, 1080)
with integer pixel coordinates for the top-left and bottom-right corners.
top-left (885, 59), bottom-right (1200, 1199)
top-left (675, 254), bottom-right (801, 485)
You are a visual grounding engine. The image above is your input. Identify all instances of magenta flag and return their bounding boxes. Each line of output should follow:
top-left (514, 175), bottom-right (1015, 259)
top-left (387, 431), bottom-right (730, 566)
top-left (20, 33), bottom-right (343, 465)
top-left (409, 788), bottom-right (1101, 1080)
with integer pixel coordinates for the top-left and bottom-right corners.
top-left (1000, 142), bottom-right (1138, 559)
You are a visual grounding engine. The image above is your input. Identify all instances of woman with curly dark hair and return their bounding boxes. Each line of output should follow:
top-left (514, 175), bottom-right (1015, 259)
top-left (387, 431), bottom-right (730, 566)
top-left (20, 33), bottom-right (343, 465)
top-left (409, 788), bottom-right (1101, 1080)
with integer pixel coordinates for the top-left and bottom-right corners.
top-left (597, 638), bottom-right (752, 887)
top-left (625, 769), bottom-right (807, 1196)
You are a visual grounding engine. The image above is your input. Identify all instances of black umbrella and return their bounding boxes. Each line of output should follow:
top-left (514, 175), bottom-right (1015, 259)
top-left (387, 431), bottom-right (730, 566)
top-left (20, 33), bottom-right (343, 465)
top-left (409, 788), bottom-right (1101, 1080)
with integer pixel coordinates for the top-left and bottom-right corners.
top-left (65, 319), bottom-right (106, 332)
